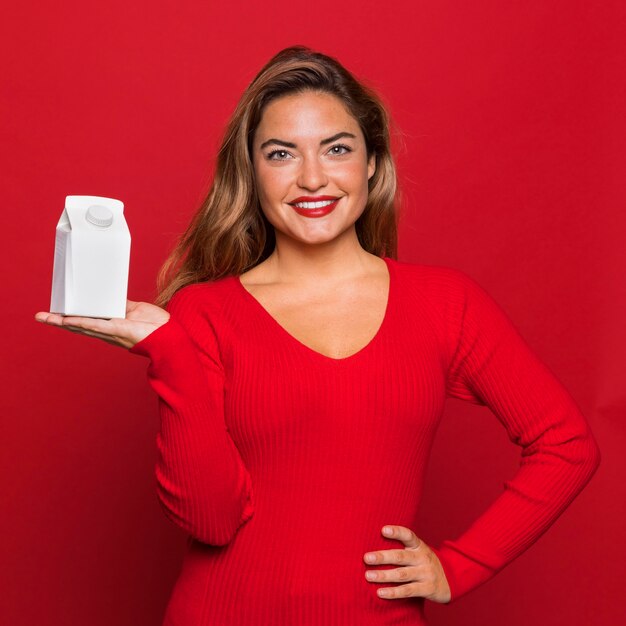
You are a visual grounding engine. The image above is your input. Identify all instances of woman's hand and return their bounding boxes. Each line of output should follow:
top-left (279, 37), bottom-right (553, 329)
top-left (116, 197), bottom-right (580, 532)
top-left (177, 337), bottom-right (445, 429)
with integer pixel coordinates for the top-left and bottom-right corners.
top-left (363, 525), bottom-right (451, 603)
top-left (33, 299), bottom-right (170, 350)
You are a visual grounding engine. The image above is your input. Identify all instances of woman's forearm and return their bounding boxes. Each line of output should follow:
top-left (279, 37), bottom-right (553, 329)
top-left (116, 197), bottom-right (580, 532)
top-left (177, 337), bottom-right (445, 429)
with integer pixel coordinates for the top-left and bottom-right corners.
top-left (130, 310), bottom-right (255, 546)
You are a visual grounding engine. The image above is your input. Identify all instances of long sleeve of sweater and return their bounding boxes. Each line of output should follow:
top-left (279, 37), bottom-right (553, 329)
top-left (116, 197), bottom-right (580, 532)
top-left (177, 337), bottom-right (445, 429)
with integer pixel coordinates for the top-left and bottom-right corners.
top-left (128, 286), bottom-right (255, 546)
top-left (431, 269), bottom-right (601, 602)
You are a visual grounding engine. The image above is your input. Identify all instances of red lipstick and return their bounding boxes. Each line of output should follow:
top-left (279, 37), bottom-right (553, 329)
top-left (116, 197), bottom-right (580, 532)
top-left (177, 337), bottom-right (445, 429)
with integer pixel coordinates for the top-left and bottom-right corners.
top-left (289, 196), bottom-right (341, 218)
top-left (289, 195), bottom-right (339, 203)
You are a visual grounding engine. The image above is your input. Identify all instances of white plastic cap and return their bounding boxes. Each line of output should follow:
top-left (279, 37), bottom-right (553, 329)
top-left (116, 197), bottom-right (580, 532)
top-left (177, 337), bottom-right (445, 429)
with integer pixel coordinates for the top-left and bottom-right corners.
top-left (85, 204), bottom-right (114, 228)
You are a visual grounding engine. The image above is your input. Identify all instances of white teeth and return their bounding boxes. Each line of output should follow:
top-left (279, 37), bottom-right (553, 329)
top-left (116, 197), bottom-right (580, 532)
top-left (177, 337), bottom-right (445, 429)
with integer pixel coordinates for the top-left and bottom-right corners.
top-left (293, 199), bottom-right (337, 209)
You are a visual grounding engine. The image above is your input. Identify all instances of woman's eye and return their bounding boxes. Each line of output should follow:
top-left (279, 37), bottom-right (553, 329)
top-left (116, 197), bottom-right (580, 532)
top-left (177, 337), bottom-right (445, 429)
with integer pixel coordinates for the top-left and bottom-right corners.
top-left (266, 149), bottom-right (292, 161)
top-left (265, 144), bottom-right (352, 161)
top-left (329, 144), bottom-right (352, 155)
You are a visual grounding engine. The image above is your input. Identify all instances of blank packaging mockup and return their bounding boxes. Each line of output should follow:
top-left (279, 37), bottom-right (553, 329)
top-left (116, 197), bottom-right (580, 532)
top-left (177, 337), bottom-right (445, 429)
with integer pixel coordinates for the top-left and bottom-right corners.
top-left (50, 195), bottom-right (131, 319)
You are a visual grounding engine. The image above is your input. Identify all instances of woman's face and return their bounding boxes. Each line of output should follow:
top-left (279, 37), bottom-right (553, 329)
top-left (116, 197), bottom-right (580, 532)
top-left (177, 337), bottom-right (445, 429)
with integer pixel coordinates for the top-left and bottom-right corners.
top-left (251, 90), bottom-right (376, 247)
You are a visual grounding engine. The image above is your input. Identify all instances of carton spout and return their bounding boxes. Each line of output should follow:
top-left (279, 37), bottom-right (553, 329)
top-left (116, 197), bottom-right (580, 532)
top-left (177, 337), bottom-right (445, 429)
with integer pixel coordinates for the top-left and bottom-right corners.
top-left (85, 205), bottom-right (114, 228)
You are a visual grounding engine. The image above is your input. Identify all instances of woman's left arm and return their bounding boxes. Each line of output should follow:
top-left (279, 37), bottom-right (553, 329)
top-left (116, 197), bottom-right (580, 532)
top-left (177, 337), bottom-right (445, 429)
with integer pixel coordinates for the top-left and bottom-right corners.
top-left (432, 269), bottom-right (601, 602)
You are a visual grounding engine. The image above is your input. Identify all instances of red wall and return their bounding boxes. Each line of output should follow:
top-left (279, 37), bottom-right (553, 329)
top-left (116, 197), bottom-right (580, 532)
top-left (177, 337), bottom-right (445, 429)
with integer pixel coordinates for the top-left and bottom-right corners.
top-left (3, 2), bottom-right (623, 624)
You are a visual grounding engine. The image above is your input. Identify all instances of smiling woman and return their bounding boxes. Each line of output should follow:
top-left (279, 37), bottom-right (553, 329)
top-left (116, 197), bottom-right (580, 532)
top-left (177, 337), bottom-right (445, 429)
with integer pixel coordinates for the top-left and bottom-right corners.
top-left (249, 90), bottom-right (376, 240)
top-left (35, 44), bottom-right (601, 626)
top-left (151, 46), bottom-right (401, 307)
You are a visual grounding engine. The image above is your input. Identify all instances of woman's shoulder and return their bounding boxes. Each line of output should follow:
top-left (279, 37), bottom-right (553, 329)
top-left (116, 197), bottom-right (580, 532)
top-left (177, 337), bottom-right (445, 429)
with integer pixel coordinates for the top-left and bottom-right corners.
top-left (388, 257), bottom-right (475, 295)
top-left (165, 274), bottom-right (240, 321)
top-left (171, 274), bottom-right (235, 296)
top-left (388, 259), bottom-right (495, 331)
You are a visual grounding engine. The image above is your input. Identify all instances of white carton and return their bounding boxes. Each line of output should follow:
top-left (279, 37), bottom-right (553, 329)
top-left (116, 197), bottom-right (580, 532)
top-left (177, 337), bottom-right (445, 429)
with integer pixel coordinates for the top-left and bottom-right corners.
top-left (50, 195), bottom-right (131, 319)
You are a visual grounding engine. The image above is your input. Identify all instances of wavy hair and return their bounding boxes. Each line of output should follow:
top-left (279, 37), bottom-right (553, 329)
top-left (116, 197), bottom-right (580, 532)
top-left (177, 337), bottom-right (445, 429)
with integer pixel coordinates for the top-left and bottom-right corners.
top-left (154, 45), bottom-right (403, 308)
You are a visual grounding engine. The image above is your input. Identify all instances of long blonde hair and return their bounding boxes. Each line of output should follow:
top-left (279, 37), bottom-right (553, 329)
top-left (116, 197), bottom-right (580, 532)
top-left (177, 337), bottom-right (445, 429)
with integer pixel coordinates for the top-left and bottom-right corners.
top-left (154, 45), bottom-right (403, 308)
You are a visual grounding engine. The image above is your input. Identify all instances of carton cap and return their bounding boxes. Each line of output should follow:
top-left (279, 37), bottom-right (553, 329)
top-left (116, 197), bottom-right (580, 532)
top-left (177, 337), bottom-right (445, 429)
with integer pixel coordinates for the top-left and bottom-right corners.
top-left (86, 205), bottom-right (114, 228)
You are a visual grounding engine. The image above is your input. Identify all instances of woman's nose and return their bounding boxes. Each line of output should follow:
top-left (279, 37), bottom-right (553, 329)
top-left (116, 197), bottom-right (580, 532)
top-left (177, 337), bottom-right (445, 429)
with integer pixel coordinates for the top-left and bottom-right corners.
top-left (297, 156), bottom-right (328, 190)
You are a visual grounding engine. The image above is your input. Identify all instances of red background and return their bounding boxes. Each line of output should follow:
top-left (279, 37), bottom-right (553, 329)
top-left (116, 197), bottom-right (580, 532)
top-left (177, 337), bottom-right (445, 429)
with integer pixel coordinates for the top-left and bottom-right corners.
top-left (2, 2), bottom-right (623, 624)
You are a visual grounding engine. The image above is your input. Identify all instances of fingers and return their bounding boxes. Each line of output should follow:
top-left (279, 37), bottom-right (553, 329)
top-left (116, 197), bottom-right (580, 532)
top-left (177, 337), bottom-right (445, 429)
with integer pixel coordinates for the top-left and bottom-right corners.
top-left (363, 525), bottom-right (450, 603)
top-left (364, 554), bottom-right (435, 601)
top-left (364, 547), bottom-right (420, 566)
top-left (366, 563), bottom-right (426, 583)
top-left (381, 525), bottom-right (422, 550)
top-left (363, 525), bottom-right (422, 565)
top-left (34, 312), bottom-right (63, 324)
top-left (34, 312), bottom-right (126, 347)
top-left (36, 312), bottom-right (116, 331)
top-left (60, 315), bottom-right (115, 333)
top-left (373, 580), bottom-right (438, 600)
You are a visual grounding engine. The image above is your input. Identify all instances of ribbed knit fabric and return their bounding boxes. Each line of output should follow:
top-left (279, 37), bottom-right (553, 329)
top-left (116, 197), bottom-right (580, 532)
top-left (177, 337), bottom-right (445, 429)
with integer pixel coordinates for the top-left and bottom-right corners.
top-left (129, 256), bottom-right (601, 625)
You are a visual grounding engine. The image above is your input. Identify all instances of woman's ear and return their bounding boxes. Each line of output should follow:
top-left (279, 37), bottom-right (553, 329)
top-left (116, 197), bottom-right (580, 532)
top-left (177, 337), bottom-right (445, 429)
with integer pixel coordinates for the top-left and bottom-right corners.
top-left (367, 152), bottom-right (376, 180)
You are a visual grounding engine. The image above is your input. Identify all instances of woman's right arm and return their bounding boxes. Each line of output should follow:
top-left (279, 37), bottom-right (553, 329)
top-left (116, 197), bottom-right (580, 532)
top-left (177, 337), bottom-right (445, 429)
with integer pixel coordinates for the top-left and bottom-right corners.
top-left (128, 286), bottom-right (255, 546)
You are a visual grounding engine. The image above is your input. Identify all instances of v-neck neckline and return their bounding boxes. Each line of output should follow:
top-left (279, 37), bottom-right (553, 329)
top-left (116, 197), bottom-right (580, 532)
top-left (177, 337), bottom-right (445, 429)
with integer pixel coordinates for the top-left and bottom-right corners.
top-left (232, 256), bottom-right (394, 364)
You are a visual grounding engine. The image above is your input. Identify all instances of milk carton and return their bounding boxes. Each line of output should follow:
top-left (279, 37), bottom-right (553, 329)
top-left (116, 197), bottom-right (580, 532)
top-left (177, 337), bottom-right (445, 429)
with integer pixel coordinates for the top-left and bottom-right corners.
top-left (50, 195), bottom-right (131, 319)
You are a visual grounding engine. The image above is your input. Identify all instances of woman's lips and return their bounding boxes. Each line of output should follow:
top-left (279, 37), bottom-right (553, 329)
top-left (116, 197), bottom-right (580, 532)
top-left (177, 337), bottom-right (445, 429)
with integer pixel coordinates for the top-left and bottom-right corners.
top-left (290, 198), bottom-right (340, 218)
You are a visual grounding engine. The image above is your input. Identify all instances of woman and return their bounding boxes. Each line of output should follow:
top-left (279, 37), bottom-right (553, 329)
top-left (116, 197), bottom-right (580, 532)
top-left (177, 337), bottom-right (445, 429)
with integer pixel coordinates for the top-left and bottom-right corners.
top-left (35, 46), bottom-right (601, 625)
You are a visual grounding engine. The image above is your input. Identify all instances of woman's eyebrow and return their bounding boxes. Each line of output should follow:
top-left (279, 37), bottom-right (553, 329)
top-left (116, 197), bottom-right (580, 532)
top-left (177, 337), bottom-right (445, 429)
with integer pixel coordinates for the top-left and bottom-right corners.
top-left (259, 132), bottom-right (357, 151)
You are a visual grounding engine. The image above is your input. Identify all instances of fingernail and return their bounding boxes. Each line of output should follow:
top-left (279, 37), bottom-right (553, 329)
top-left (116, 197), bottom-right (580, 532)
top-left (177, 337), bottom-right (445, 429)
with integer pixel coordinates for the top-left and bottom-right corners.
top-left (383, 526), bottom-right (393, 535)
top-left (365, 554), bottom-right (376, 563)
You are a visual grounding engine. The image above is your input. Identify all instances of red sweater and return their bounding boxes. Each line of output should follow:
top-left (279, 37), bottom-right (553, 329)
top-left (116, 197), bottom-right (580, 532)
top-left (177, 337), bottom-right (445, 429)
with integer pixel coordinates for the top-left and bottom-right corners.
top-left (129, 256), bottom-right (600, 625)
